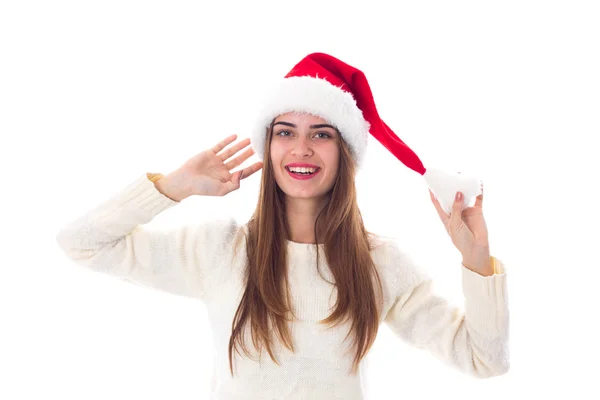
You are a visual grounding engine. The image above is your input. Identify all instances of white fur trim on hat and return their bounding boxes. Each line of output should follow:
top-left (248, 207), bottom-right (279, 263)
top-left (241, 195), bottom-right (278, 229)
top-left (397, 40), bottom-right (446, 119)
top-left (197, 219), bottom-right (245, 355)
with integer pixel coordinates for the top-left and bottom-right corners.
top-left (251, 76), bottom-right (370, 166)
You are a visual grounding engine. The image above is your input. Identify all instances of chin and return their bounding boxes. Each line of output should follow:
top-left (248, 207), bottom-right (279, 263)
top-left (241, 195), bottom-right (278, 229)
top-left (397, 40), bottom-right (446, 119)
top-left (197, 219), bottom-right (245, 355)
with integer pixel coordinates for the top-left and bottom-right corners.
top-left (283, 186), bottom-right (332, 200)
top-left (292, 193), bottom-right (323, 200)
top-left (274, 175), bottom-right (333, 200)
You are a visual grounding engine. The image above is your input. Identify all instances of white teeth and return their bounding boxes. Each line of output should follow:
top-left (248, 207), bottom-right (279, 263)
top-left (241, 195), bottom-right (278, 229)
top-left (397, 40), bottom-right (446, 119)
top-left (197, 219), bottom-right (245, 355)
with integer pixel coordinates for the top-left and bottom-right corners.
top-left (288, 167), bottom-right (317, 174)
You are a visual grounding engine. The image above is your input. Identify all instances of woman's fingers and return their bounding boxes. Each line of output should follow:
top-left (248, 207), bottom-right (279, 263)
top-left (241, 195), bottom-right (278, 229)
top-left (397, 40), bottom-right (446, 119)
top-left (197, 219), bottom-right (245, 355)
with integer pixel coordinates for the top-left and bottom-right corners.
top-left (224, 146), bottom-right (255, 170)
top-left (213, 136), bottom-right (263, 190)
top-left (239, 161), bottom-right (264, 180)
top-left (218, 137), bottom-right (251, 162)
top-left (211, 134), bottom-right (238, 154)
top-left (448, 192), bottom-right (465, 234)
top-left (429, 190), bottom-right (450, 226)
top-left (224, 161), bottom-right (264, 195)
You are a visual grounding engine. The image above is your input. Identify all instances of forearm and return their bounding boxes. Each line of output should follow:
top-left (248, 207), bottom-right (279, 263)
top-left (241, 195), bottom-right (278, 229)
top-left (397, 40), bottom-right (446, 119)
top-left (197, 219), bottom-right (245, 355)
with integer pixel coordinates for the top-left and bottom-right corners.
top-left (56, 173), bottom-right (178, 260)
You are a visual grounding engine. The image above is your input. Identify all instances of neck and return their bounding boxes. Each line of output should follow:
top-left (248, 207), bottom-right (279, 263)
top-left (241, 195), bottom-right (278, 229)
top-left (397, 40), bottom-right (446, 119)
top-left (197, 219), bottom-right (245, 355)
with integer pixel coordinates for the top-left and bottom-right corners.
top-left (284, 195), bottom-right (329, 244)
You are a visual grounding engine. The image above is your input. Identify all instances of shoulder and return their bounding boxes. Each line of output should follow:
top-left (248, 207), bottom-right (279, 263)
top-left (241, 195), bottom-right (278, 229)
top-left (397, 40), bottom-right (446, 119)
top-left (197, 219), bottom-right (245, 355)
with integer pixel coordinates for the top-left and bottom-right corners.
top-left (191, 217), bottom-right (241, 247)
top-left (367, 232), bottom-right (431, 293)
top-left (189, 217), bottom-right (246, 265)
top-left (191, 217), bottom-right (247, 292)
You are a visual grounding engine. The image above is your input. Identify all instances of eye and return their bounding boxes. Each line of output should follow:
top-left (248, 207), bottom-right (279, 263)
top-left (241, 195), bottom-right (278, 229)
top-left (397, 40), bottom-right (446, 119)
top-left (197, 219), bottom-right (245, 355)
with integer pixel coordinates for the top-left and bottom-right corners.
top-left (276, 130), bottom-right (292, 137)
top-left (315, 132), bottom-right (332, 139)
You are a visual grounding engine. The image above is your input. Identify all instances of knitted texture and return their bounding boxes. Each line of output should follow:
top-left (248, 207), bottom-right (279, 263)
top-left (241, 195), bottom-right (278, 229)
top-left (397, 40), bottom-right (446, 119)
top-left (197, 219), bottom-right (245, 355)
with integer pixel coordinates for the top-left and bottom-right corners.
top-left (56, 173), bottom-right (510, 399)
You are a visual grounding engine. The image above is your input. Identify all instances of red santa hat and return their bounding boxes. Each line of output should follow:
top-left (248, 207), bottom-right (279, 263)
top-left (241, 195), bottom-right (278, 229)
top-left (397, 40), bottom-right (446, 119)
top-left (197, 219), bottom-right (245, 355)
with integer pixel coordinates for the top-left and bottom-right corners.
top-left (251, 52), bottom-right (482, 214)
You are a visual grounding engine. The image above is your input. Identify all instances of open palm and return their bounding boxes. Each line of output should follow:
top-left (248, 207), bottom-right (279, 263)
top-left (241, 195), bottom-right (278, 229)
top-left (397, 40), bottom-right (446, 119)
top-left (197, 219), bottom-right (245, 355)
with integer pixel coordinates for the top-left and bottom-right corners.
top-left (178, 135), bottom-right (263, 197)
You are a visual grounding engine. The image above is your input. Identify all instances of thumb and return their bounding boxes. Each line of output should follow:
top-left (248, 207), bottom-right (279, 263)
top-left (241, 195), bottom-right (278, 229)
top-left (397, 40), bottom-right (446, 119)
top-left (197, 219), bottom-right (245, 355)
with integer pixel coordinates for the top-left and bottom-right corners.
top-left (221, 170), bottom-right (244, 196)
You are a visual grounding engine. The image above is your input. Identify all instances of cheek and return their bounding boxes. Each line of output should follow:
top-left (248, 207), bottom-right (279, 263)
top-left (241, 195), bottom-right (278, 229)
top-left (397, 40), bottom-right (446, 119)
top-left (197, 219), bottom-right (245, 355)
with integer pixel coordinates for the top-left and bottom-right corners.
top-left (269, 140), bottom-right (290, 162)
top-left (325, 146), bottom-right (340, 168)
top-left (269, 146), bottom-right (286, 175)
top-left (269, 144), bottom-right (281, 164)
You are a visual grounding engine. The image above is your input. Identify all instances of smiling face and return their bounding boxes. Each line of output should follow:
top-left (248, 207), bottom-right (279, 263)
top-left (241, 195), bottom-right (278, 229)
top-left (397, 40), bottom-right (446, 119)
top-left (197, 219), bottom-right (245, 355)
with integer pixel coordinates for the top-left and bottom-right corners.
top-left (269, 112), bottom-right (340, 202)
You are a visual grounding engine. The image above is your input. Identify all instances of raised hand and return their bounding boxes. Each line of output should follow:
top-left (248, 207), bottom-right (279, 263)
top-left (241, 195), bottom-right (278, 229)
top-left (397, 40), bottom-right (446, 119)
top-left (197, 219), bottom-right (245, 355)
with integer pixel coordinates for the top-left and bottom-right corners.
top-left (158, 135), bottom-right (263, 200)
top-left (429, 184), bottom-right (492, 274)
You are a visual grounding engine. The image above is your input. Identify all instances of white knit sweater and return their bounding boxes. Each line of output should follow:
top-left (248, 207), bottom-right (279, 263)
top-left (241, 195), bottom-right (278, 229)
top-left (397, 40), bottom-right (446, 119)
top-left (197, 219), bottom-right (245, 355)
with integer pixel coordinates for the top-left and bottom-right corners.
top-left (55, 173), bottom-right (510, 399)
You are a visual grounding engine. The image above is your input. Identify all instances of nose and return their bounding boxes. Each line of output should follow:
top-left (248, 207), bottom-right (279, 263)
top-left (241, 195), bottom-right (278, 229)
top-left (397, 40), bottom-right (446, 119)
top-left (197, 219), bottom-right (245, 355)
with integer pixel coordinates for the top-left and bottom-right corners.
top-left (290, 135), bottom-right (313, 158)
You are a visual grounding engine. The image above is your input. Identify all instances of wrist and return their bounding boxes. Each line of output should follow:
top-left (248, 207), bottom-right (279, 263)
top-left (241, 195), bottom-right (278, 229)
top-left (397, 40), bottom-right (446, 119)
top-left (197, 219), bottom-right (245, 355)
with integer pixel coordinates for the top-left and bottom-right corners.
top-left (147, 172), bottom-right (164, 183)
top-left (150, 172), bottom-right (189, 202)
top-left (462, 246), bottom-right (493, 276)
top-left (462, 258), bottom-right (494, 276)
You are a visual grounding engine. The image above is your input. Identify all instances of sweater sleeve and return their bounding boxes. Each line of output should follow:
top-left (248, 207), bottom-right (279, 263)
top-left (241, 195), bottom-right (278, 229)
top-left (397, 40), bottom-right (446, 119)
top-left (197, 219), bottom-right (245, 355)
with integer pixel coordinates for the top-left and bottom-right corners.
top-left (55, 173), bottom-right (240, 302)
top-left (382, 240), bottom-right (510, 379)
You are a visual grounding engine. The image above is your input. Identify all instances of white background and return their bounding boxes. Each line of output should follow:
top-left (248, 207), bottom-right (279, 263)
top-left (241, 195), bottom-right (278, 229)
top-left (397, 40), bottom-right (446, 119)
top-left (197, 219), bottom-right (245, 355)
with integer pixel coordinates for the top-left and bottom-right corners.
top-left (2, 0), bottom-right (599, 399)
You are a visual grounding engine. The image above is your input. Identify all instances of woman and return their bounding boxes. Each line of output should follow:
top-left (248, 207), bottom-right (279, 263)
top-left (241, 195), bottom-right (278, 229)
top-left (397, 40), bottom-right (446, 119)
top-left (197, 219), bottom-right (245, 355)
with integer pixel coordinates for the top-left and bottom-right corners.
top-left (56, 53), bottom-right (509, 399)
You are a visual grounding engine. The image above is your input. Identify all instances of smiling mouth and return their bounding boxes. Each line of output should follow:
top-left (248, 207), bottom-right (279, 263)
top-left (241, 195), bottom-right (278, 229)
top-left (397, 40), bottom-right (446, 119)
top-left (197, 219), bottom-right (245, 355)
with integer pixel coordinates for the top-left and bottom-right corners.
top-left (285, 166), bottom-right (321, 179)
top-left (285, 166), bottom-right (321, 174)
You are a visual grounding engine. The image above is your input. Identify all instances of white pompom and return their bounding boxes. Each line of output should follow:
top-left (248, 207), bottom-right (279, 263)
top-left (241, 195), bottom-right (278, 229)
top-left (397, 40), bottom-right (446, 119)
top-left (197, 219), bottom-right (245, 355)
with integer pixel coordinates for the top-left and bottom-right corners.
top-left (423, 168), bottom-right (482, 214)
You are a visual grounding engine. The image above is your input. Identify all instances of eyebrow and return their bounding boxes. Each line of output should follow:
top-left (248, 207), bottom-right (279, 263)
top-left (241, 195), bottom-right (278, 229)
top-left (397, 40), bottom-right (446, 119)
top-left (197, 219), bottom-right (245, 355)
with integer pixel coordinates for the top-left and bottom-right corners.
top-left (273, 121), bottom-right (337, 130)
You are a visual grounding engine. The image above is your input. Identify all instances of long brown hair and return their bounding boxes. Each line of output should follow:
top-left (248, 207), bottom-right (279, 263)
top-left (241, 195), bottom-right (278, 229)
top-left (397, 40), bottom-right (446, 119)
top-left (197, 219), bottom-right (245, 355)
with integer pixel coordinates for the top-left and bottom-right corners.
top-left (228, 118), bottom-right (384, 376)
